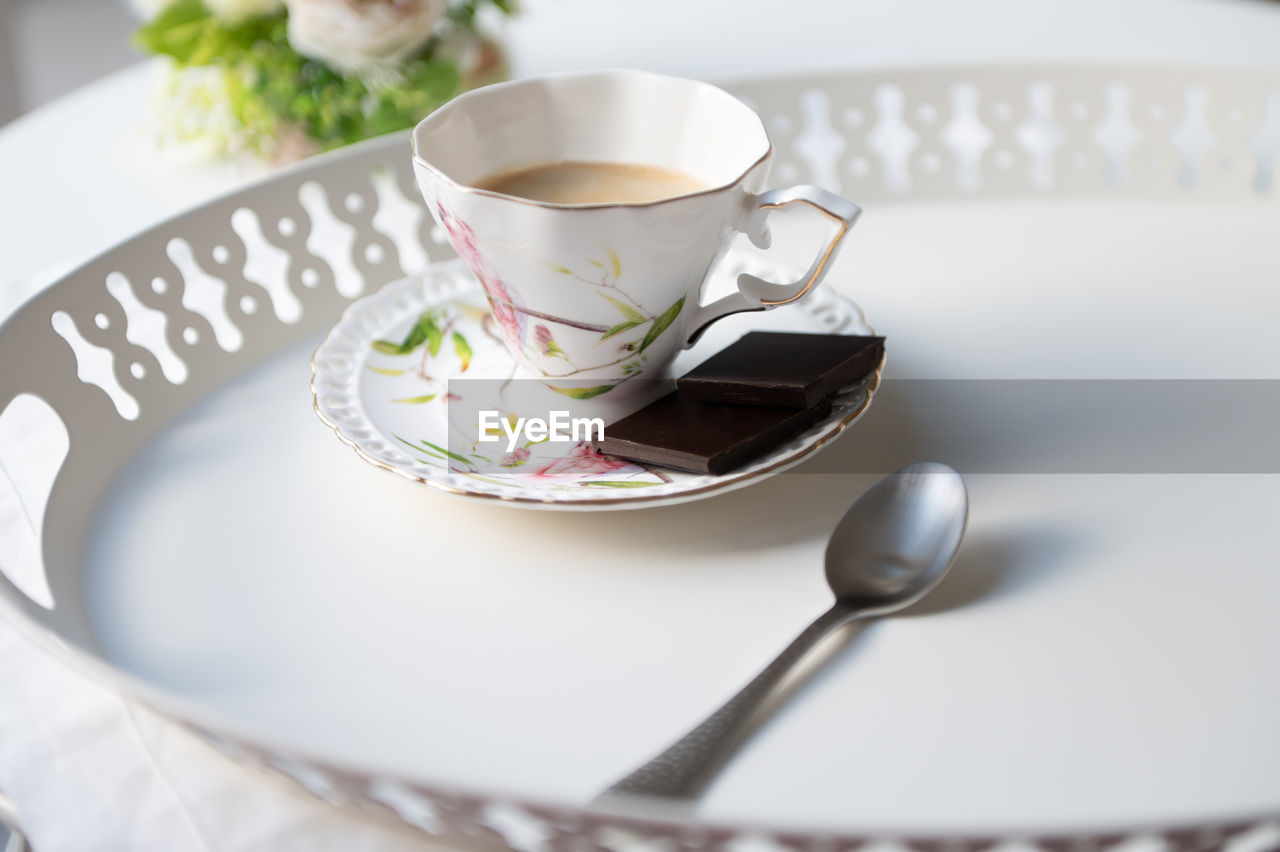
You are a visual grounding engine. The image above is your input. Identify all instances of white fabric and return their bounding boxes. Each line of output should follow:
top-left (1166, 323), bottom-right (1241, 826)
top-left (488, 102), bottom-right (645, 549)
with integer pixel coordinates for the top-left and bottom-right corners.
top-left (0, 625), bottom-right (438, 852)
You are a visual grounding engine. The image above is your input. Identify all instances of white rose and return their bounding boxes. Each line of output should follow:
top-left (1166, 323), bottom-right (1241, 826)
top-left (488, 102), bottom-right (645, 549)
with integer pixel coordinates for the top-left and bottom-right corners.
top-left (284, 0), bottom-right (446, 74)
top-left (204, 0), bottom-right (285, 22)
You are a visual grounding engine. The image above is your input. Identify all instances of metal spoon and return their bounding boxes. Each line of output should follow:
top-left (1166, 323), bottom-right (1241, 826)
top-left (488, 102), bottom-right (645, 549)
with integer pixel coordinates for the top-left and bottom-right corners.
top-left (595, 462), bottom-right (968, 808)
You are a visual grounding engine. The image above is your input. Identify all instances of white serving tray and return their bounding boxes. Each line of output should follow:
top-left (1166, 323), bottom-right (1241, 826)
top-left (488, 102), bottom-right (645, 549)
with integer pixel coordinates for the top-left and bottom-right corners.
top-left (2, 67), bottom-right (1279, 851)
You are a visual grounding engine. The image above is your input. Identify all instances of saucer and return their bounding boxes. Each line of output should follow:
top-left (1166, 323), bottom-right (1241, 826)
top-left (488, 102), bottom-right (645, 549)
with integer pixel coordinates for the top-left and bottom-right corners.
top-left (311, 251), bottom-right (880, 510)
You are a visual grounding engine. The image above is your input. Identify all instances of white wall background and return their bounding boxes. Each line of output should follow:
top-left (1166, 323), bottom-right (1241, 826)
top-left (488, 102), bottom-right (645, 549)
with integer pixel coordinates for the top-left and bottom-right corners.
top-left (3, 0), bottom-right (138, 122)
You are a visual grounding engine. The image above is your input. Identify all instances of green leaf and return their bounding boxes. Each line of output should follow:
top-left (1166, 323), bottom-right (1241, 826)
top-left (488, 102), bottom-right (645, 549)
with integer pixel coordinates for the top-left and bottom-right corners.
top-left (401, 318), bottom-right (429, 351)
top-left (419, 439), bottom-right (472, 464)
top-left (579, 480), bottom-right (657, 488)
top-left (545, 383), bottom-right (617, 399)
top-left (395, 435), bottom-right (471, 464)
top-left (373, 318), bottom-right (428, 355)
top-left (392, 394), bottom-right (438, 404)
top-left (366, 366), bottom-right (406, 376)
top-left (607, 247), bottom-right (622, 279)
top-left (395, 434), bottom-right (446, 461)
top-left (133, 0), bottom-right (479, 156)
top-left (133, 0), bottom-right (214, 64)
top-left (550, 265), bottom-right (573, 275)
top-left (373, 311), bottom-right (447, 357)
top-left (638, 296), bottom-right (684, 354)
top-left (599, 293), bottom-right (645, 323)
top-left (405, 320), bottom-right (427, 345)
top-left (133, 0), bottom-right (279, 65)
top-left (131, 0), bottom-right (515, 157)
top-left (448, 0), bottom-right (518, 30)
top-left (421, 315), bottom-right (443, 356)
top-left (600, 320), bottom-right (644, 341)
top-left (231, 23), bottom-right (457, 152)
top-left (452, 332), bottom-right (473, 371)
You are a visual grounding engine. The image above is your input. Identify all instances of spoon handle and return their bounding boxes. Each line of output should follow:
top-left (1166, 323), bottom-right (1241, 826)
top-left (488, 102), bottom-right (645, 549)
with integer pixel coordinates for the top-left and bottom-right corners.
top-left (595, 602), bottom-right (858, 805)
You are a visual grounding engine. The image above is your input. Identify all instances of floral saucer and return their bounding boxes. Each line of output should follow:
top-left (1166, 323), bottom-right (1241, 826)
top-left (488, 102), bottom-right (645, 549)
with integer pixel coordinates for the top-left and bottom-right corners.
top-left (311, 251), bottom-right (880, 510)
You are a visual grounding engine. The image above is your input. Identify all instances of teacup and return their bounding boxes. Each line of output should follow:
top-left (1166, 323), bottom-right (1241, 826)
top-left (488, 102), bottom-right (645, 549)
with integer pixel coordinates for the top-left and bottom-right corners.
top-left (411, 69), bottom-right (860, 401)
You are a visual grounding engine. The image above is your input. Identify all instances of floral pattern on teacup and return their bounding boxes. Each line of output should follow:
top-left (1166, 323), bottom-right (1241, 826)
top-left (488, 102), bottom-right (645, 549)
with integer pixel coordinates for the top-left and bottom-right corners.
top-left (436, 203), bottom-right (527, 356)
top-left (364, 292), bottom-right (671, 490)
top-left (433, 204), bottom-right (685, 399)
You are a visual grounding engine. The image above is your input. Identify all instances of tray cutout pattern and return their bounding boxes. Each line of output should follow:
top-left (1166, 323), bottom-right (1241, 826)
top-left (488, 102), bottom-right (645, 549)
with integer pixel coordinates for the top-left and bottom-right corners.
top-left (18, 152), bottom-right (449, 436)
top-left (744, 69), bottom-right (1280, 200)
top-left (28, 69), bottom-right (1280, 432)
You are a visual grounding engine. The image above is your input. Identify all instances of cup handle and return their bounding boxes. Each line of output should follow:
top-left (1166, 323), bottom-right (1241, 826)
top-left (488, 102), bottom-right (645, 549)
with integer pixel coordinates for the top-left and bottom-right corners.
top-left (685, 185), bottom-right (861, 346)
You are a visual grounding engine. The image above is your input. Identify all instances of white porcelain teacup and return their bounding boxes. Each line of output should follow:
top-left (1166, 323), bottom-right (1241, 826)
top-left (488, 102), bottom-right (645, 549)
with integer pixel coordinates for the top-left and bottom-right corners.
top-left (411, 69), bottom-right (860, 401)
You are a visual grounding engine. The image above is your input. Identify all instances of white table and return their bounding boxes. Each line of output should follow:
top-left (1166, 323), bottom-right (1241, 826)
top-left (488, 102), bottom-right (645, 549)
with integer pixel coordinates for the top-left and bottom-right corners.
top-left (4, 2), bottom-right (1280, 849)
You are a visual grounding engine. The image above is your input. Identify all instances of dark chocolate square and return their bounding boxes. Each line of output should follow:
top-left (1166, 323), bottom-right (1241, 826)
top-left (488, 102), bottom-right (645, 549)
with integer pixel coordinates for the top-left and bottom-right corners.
top-left (592, 393), bottom-right (832, 475)
top-left (677, 332), bottom-right (884, 409)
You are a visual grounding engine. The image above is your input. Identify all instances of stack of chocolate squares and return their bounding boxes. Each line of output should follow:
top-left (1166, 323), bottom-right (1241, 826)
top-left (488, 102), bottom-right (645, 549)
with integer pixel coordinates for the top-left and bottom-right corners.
top-left (592, 332), bottom-right (885, 475)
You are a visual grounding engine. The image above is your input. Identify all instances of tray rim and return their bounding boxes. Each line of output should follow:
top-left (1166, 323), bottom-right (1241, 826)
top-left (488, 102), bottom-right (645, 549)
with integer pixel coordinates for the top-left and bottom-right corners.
top-left (2, 63), bottom-right (1280, 849)
top-left (2, 590), bottom-right (1274, 847)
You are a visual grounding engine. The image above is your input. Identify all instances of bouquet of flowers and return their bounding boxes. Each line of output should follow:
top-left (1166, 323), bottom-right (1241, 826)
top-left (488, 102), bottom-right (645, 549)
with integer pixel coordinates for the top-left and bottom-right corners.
top-left (131, 0), bottom-right (515, 162)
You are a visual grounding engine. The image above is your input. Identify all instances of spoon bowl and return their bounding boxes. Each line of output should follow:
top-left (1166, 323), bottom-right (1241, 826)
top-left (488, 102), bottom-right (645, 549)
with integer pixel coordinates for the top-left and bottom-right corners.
top-left (825, 462), bottom-right (968, 614)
